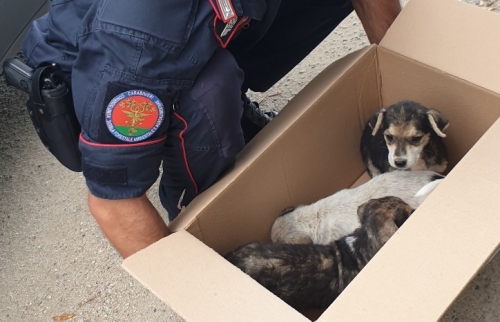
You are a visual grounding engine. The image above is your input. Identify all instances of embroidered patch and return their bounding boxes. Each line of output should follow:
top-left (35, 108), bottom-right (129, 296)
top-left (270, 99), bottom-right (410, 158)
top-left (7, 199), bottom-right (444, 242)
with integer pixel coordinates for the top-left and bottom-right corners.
top-left (105, 90), bottom-right (165, 142)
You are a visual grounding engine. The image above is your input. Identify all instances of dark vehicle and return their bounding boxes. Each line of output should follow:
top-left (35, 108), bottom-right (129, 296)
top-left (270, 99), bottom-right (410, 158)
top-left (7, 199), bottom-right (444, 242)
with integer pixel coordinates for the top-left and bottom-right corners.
top-left (0, 0), bottom-right (48, 65)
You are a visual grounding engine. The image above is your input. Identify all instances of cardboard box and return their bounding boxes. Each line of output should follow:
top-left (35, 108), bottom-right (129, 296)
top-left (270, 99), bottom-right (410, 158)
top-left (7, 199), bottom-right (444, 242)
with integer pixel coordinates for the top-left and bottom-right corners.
top-left (123, 0), bottom-right (500, 320)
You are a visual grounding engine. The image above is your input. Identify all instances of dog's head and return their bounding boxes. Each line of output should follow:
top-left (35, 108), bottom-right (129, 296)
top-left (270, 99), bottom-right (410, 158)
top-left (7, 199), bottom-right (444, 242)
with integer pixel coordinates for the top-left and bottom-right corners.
top-left (369, 101), bottom-right (449, 170)
top-left (357, 196), bottom-right (414, 244)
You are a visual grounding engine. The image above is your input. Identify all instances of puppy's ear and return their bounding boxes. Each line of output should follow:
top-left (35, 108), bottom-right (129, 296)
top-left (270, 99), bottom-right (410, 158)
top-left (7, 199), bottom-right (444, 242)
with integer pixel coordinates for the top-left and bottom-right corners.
top-left (357, 202), bottom-right (370, 224)
top-left (393, 208), bottom-right (414, 228)
top-left (369, 108), bottom-right (386, 136)
top-left (427, 109), bottom-right (449, 138)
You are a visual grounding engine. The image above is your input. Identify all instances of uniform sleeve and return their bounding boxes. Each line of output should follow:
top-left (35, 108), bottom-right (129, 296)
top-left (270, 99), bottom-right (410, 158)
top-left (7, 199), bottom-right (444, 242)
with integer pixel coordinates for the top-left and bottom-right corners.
top-left (71, 0), bottom-right (220, 199)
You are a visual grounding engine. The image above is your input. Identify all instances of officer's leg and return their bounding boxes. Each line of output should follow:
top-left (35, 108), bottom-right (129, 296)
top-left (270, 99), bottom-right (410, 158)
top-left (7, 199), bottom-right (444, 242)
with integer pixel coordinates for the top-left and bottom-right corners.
top-left (159, 49), bottom-right (245, 220)
top-left (231, 0), bottom-right (354, 92)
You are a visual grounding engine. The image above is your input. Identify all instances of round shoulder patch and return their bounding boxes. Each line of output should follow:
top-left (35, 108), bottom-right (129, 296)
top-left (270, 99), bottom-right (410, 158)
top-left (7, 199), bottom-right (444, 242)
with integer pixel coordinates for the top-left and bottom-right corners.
top-left (105, 90), bottom-right (165, 142)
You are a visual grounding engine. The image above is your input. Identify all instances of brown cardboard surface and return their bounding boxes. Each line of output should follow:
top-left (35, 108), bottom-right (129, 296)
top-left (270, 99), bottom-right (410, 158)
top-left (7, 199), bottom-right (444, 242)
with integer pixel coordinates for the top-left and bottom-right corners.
top-left (172, 46), bottom-right (381, 255)
top-left (380, 0), bottom-right (500, 95)
top-left (122, 230), bottom-right (309, 322)
top-left (319, 118), bottom-right (500, 322)
top-left (350, 171), bottom-right (371, 189)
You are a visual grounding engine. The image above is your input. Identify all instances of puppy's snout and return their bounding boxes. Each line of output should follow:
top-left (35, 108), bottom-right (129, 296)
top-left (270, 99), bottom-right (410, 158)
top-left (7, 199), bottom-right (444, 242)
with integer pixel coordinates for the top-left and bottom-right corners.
top-left (394, 160), bottom-right (407, 168)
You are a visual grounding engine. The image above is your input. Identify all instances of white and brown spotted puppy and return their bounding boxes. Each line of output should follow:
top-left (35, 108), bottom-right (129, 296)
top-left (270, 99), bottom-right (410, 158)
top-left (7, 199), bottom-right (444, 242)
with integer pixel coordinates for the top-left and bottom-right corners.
top-left (226, 197), bottom-right (414, 310)
top-left (271, 170), bottom-right (443, 245)
top-left (360, 100), bottom-right (449, 177)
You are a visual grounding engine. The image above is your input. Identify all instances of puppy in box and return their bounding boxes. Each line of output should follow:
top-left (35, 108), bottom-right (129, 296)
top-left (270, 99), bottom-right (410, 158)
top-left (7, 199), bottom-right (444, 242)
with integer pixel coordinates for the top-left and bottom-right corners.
top-left (226, 197), bottom-right (414, 310)
top-left (271, 170), bottom-right (443, 245)
top-left (360, 100), bottom-right (449, 177)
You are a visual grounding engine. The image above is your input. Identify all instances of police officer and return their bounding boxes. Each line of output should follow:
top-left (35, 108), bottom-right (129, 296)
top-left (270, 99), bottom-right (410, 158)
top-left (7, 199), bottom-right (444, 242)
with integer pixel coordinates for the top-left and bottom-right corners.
top-left (22, 0), bottom-right (401, 258)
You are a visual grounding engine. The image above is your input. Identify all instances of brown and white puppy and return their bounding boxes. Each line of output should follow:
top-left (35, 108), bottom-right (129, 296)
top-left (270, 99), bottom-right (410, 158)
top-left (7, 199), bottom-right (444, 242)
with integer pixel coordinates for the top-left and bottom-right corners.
top-left (225, 197), bottom-right (414, 310)
top-left (360, 100), bottom-right (449, 177)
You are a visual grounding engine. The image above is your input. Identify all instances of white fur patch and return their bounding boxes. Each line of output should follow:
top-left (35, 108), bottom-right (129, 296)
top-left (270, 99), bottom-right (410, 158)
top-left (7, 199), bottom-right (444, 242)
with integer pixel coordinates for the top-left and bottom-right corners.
top-left (415, 179), bottom-right (443, 198)
top-left (344, 236), bottom-right (357, 254)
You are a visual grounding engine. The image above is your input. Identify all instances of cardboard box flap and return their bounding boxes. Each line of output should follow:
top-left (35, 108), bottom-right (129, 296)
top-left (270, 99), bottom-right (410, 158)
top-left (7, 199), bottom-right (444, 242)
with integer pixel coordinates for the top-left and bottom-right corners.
top-left (380, 0), bottom-right (500, 95)
top-left (318, 117), bottom-right (500, 321)
top-left (122, 230), bottom-right (309, 322)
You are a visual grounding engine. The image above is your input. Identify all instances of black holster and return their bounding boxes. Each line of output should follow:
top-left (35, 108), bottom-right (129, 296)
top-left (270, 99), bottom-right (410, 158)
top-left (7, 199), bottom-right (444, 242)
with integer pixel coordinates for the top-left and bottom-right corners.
top-left (28, 65), bottom-right (82, 172)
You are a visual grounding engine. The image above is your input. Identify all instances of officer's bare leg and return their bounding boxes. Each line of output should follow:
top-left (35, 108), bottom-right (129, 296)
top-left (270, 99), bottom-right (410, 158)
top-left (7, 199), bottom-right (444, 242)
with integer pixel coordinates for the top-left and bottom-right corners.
top-left (88, 193), bottom-right (170, 258)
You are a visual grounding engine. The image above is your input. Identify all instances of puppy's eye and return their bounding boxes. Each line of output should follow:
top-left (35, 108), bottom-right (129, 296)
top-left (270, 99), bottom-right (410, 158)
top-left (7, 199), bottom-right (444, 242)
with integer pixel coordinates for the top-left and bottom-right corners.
top-left (411, 136), bottom-right (423, 144)
top-left (384, 134), bottom-right (393, 142)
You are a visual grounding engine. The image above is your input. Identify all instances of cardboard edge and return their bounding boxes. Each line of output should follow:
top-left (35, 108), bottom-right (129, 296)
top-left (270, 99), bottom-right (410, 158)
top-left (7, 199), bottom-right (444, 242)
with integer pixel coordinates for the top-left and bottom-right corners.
top-left (374, 46), bottom-right (383, 109)
top-left (377, 46), bottom-right (500, 102)
top-left (380, 0), bottom-right (500, 95)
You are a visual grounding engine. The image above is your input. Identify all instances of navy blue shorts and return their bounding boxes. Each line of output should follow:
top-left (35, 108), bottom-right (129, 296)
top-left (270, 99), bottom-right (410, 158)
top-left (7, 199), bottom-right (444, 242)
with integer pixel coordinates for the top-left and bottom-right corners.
top-left (159, 49), bottom-right (245, 220)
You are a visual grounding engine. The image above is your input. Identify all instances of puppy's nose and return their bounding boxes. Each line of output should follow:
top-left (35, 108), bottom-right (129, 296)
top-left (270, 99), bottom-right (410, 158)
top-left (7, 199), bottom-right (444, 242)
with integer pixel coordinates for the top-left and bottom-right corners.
top-left (395, 160), bottom-right (407, 168)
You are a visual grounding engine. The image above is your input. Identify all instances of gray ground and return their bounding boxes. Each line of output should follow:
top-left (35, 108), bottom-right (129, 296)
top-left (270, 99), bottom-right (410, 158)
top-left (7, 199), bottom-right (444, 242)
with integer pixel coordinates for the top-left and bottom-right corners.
top-left (1, 1), bottom-right (500, 321)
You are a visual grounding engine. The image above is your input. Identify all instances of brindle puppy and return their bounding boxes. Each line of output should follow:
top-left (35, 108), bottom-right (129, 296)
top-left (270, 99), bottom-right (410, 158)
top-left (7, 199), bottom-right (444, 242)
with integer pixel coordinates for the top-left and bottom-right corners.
top-left (360, 100), bottom-right (449, 177)
top-left (225, 197), bottom-right (414, 310)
